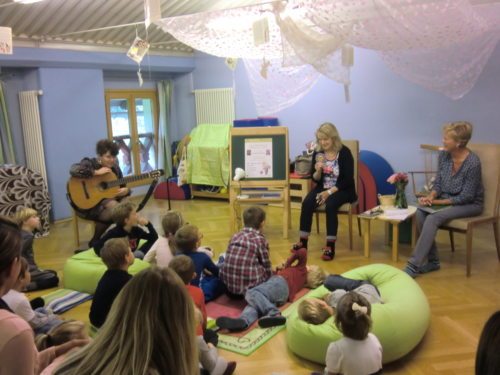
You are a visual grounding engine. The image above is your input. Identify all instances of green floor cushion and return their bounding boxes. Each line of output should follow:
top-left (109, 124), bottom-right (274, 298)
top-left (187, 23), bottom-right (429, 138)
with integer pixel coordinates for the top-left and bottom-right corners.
top-left (286, 263), bottom-right (430, 365)
top-left (63, 249), bottom-right (150, 294)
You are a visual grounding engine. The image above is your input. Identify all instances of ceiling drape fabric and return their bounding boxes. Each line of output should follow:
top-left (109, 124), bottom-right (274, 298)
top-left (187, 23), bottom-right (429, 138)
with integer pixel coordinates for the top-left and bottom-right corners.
top-left (155, 0), bottom-right (500, 115)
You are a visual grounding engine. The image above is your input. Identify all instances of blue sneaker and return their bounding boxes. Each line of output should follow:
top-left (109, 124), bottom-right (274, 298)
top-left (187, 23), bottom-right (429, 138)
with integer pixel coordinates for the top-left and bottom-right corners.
top-left (403, 262), bottom-right (419, 278)
top-left (420, 260), bottom-right (441, 274)
top-left (217, 253), bottom-right (225, 265)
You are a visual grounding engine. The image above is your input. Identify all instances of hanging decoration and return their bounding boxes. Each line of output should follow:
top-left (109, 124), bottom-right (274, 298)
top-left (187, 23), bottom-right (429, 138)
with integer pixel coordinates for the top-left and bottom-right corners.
top-left (341, 44), bottom-right (354, 103)
top-left (127, 36), bottom-right (150, 64)
top-left (0, 27), bottom-right (12, 55)
top-left (225, 57), bottom-right (238, 71)
top-left (127, 36), bottom-right (150, 87)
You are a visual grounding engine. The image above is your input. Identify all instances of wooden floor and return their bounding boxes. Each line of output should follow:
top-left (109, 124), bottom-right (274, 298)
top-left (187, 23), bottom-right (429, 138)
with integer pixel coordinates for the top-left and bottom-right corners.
top-left (31, 197), bottom-right (500, 375)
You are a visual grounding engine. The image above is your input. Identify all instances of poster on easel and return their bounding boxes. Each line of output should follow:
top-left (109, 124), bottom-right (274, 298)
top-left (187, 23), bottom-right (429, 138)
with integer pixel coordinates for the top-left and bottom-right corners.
top-left (244, 138), bottom-right (273, 178)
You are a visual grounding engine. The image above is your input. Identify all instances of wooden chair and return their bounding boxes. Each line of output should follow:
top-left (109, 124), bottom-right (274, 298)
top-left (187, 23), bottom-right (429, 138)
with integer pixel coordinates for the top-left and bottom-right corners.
top-left (313, 140), bottom-right (360, 250)
top-left (72, 209), bottom-right (95, 248)
top-left (439, 143), bottom-right (499, 276)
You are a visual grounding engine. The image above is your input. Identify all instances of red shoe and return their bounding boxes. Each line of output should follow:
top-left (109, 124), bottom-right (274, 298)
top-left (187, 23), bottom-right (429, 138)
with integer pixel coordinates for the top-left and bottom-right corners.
top-left (321, 246), bottom-right (335, 261)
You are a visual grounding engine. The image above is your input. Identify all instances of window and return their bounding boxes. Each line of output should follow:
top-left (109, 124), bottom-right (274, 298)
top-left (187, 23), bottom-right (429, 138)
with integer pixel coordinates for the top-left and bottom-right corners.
top-left (105, 90), bottom-right (158, 186)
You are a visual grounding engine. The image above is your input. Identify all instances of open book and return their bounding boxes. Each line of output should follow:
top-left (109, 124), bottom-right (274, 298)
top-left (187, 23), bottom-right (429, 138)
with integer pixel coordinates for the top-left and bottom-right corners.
top-left (417, 204), bottom-right (451, 214)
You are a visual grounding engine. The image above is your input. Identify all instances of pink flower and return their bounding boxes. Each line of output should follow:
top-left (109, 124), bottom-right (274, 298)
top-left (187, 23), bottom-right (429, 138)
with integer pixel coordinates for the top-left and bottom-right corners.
top-left (387, 172), bottom-right (408, 184)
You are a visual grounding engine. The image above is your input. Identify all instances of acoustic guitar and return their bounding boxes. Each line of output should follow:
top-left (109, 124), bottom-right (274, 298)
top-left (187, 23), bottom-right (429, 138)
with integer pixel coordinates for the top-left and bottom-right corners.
top-left (67, 169), bottom-right (163, 210)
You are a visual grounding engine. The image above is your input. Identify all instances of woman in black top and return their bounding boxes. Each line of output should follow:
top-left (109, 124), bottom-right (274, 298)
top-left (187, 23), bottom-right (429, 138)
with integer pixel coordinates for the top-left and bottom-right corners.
top-left (294, 123), bottom-right (357, 261)
top-left (69, 139), bottom-right (130, 248)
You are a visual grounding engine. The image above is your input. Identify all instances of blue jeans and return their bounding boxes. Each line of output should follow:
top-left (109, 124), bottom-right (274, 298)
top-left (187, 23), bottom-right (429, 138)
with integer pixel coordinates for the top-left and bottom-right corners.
top-left (240, 276), bottom-right (289, 327)
top-left (409, 204), bottom-right (483, 267)
top-left (200, 275), bottom-right (226, 302)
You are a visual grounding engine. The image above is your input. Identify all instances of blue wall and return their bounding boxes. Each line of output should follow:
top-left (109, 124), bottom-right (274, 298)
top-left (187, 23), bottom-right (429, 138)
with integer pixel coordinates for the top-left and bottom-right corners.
top-left (37, 68), bottom-right (107, 220)
top-left (192, 47), bottom-right (500, 173)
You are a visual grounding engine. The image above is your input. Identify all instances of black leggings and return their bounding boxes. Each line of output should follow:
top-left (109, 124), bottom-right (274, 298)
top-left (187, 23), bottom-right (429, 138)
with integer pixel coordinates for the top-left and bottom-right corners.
top-left (299, 186), bottom-right (352, 237)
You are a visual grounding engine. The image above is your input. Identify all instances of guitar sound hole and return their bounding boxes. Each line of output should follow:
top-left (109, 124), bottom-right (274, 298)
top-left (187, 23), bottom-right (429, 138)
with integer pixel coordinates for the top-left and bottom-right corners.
top-left (99, 182), bottom-right (108, 190)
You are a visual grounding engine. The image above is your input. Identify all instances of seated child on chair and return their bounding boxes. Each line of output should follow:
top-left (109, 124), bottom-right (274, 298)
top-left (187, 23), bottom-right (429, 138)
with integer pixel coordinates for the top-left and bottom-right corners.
top-left (220, 206), bottom-right (272, 298)
top-left (169, 255), bottom-right (236, 375)
top-left (89, 238), bottom-right (134, 328)
top-left (93, 201), bottom-right (158, 259)
top-left (216, 248), bottom-right (326, 331)
top-left (298, 275), bottom-right (383, 325)
top-left (14, 207), bottom-right (59, 291)
top-left (175, 225), bottom-right (225, 302)
top-left (2, 257), bottom-right (62, 334)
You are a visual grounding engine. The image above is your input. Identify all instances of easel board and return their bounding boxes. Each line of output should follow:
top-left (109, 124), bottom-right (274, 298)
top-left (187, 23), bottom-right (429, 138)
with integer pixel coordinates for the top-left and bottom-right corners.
top-left (230, 126), bottom-right (289, 182)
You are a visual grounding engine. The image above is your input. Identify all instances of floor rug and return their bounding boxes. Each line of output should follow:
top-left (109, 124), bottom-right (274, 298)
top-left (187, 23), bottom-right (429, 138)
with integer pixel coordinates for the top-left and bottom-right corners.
top-left (207, 288), bottom-right (309, 356)
top-left (42, 288), bottom-right (92, 314)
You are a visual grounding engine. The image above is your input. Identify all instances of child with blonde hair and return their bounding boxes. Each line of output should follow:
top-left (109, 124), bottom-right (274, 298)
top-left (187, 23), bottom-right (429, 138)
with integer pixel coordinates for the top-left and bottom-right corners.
top-left (217, 248), bottom-right (326, 331)
top-left (144, 210), bottom-right (184, 267)
top-left (324, 292), bottom-right (382, 375)
top-left (175, 224), bottom-right (225, 302)
top-left (93, 201), bottom-right (158, 259)
top-left (14, 207), bottom-right (59, 291)
top-left (2, 257), bottom-right (62, 334)
top-left (298, 274), bottom-right (383, 326)
top-left (36, 320), bottom-right (88, 351)
top-left (36, 320), bottom-right (90, 375)
top-left (144, 211), bottom-right (214, 268)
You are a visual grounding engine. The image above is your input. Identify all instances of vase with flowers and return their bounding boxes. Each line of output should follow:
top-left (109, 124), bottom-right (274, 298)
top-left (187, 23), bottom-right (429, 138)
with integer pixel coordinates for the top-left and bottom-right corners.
top-left (387, 172), bottom-right (409, 209)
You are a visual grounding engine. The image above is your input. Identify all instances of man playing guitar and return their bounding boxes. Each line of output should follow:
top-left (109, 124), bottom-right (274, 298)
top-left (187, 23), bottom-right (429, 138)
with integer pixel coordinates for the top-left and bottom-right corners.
top-left (69, 139), bottom-right (130, 248)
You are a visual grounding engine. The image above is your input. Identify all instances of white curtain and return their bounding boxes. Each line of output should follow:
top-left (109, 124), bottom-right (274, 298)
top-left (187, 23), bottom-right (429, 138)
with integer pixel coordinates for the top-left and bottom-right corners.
top-left (157, 80), bottom-right (173, 178)
top-left (155, 0), bottom-right (500, 115)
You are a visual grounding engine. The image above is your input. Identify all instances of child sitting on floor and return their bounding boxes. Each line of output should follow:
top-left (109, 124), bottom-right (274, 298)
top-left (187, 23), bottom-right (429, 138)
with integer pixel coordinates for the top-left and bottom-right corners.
top-left (169, 255), bottom-right (236, 375)
top-left (89, 238), bottom-right (134, 328)
top-left (324, 292), bottom-right (383, 375)
top-left (93, 201), bottom-right (158, 259)
top-left (2, 257), bottom-right (62, 334)
top-left (298, 274), bottom-right (383, 325)
top-left (220, 206), bottom-right (272, 298)
top-left (35, 320), bottom-right (90, 375)
top-left (144, 210), bottom-right (184, 267)
top-left (216, 248), bottom-right (326, 332)
top-left (35, 319), bottom-right (88, 350)
top-left (144, 210), bottom-right (214, 268)
top-left (175, 225), bottom-right (225, 302)
top-left (14, 207), bottom-right (59, 291)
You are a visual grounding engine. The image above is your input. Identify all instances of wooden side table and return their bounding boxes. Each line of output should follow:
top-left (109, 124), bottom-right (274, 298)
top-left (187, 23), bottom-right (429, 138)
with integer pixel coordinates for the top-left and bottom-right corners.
top-left (359, 206), bottom-right (417, 261)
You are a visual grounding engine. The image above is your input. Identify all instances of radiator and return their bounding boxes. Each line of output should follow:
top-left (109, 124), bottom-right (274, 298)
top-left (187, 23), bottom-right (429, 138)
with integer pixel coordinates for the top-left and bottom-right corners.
top-left (194, 88), bottom-right (235, 125)
top-left (18, 90), bottom-right (48, 184)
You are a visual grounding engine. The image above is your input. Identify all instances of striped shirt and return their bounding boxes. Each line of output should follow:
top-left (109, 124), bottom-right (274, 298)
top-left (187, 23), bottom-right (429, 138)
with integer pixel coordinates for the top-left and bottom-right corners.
top-left (434, 150), bottom-right (484, 206)
top-left (220, 227), bottom-right (272, 295)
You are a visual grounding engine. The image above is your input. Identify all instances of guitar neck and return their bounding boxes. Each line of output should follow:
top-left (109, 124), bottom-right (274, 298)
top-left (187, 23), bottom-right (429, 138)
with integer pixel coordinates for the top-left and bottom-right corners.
top-left (107, 171), bottom-right (160, 188)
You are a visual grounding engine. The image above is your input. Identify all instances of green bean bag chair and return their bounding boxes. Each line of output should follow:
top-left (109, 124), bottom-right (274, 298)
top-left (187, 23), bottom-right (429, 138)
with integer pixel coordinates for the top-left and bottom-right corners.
top-left (286, 263), bottom-right (430, 365)
top-left (63, 249), bottom-right (150, 294)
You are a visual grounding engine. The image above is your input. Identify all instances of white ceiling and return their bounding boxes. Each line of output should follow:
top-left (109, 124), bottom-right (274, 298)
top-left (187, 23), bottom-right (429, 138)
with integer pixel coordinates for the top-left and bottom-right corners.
top-left (0, 0), bottom-right (267, 54)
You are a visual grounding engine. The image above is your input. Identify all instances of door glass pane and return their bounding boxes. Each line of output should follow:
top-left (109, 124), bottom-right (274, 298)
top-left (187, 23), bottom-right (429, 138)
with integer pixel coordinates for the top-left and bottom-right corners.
top-left (136, 98), bottom-right (156, 173)
top-left (110, 98), bottom-right (134, 176)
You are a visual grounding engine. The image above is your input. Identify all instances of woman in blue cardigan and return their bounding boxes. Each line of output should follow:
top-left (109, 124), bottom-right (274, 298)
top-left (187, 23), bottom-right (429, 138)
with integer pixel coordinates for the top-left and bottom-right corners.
top-left (404, 121), bottom-right (484, 277)
top-left (294, 123), bottom-right (357, 261)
